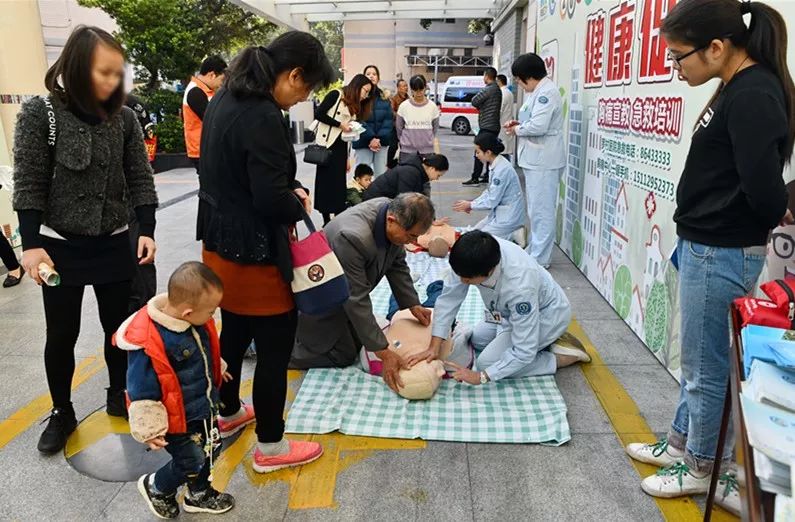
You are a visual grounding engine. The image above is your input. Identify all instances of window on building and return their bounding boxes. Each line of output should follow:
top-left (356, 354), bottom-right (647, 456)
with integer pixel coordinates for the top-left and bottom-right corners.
top-left (410, 47), bottom-right (418, 55)
top-left (445, 18), bottom-right (456, 23)
top-left (464, 48), bottom-right (473, 57)
top-left (444, 86), bottom-right (481, 103)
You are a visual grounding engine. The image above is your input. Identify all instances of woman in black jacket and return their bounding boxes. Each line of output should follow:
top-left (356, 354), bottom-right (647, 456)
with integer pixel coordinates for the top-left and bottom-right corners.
top-left (13, 26), bottom-right (158, 453)
top-left (363, 153), bottom-right (449, 200)
top-left (313, 74), bottom-right (373, 225)
top-left (197, 33), bottom-right (336, 474)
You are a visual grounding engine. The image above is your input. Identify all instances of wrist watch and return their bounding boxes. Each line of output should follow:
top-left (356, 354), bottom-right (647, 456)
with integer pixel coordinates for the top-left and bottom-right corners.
top-left (479, 371), bottom-right (490, 385)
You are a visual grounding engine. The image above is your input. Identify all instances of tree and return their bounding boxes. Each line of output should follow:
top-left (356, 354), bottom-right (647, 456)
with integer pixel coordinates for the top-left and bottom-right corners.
top-left (310, 21), bottom-right (343, 74)
top-left (419, 18), bottom-right (491, 34)
top-left (613, 265), bottom-right (633, 320)
top-left (78, 0), bottom-right (278, 90)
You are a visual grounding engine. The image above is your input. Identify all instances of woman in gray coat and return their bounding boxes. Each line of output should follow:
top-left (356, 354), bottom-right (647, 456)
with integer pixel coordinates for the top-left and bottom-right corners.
top-left (12, 26), bottom-right (158, 454)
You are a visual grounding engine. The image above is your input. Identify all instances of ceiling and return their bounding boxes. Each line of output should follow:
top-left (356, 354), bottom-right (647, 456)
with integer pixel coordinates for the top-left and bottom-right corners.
top-left (232, 0), bottom-right (507, 30)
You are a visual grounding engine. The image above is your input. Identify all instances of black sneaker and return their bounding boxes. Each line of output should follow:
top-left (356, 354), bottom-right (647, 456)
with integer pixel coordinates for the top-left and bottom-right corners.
top-left (137, 474), bottom-right (179, 519)
top-left (37, 407), bottom-right (77, 454)
top-left (184, 487), bottom-right (235, 514)
top-left (479, 177), bottom-right (489, 185)
top-left (106, 387), bottom-right (128, 418)
top-left (462, 179), bottom-right (480, 186)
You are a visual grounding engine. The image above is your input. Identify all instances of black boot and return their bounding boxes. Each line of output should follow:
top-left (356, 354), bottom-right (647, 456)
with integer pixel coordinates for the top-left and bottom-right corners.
top-left (184, 487), bottom-right (235, 514)
top-left (37, 407), bottom-right (77, 454)
top-left (106, 387), bottom-right (128, 418)
top-left (138, 474), bottom-right (179, 519)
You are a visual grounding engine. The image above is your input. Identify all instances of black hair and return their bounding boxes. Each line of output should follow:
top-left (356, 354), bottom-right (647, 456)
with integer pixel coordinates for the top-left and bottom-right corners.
top-left (45, 25), bottom-right (126, 119)
top-left (168, 261), bottom-right (224, 305)
top-left (225, 31), bottom-right (336, 99)
top-left (484, 67), bottom-right (498, 81)
top-left (511, 53), bottom-right (547, 82)
top-left (496, 74), bottom-right (508, 85)
top-left (409, 74), bottom-right (427, 91)
top-left (342, 74), bottom-right (374, 120)
top-left (397, 78), bottom-right (408, 87)
top-left (200, 55), bottom-right (227, 76)
top-left (387, 193), bottom-right (435, 231)
top-left (421, 153), bottom-right (449, 171)
top-left (363, 64), bottom-right (381, 81)
top-left (449, 231), bottom-right (501, 278)
top-left (662, 0), bottom-right (795, 160)
top-left (474, 133), bottom-right (506, 155)
top-left (354, 164), bottom-right (374, 178)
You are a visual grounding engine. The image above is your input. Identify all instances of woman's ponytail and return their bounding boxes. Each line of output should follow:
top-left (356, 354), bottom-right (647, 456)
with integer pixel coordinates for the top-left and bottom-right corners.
top-left (745, 1), bottom-right (795, 160)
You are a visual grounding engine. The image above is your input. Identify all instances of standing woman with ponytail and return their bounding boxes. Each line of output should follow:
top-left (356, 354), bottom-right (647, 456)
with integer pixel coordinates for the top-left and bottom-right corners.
top-left (624, 1), bottom-right (795, 513)
top-left (197, 32), bottom-right (335, 473)
top-left (13, 26), bottom-right (158, 454)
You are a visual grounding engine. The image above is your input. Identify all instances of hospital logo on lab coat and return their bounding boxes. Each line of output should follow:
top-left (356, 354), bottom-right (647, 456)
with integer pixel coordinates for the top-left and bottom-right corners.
top-left (516, 302), bottom-right (533, 315)
top-left (538, 96), bottom-right (549, 104)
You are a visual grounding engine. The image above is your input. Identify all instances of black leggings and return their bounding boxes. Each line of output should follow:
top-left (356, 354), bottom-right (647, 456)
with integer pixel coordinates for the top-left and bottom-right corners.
top-left (219, 308), bottom-right (297, 443)
top-left (0, 235), bottom-right (19, 271)
top-left (42, 281), bottom-right (131, 410)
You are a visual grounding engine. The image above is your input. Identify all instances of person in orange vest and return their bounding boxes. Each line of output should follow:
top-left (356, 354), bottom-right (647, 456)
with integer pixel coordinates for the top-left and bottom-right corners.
top-left (183, 56), bottom-right (227, 174)
top-left (118, 261), bottom-right (239, 518)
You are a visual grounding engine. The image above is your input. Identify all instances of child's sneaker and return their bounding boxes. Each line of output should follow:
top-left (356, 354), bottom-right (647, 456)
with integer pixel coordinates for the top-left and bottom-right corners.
top-left (252, 440), bottom-right (323, 474)
top-left (641, 462), bottom-right (710, 498)
top-left (715, 472), bottom-right (741, 516)
top-left (218, 403), bottom-right (255, 438)
top-left (137, 474), bottom-right (179, 519)
top-left (183, 487), bottom-right (235, 514)
top-left (625, 437), bottom-right (683, 467)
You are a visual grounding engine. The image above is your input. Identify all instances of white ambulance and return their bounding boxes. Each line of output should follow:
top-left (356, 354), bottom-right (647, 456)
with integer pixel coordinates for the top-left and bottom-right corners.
top-left (439, 75), bottom-right (485, 136)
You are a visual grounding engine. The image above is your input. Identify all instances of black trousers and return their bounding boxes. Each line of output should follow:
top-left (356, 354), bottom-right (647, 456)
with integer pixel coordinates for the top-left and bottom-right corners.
top-left (127, 213), bottom-right (156, 314)
top-left (470, 129), bottom-right (499, 181)
top-left (219, 308), bottom-right (298, 443)
top-left (42, 281), bottom-right (131, 410)
top-left (0, 235), bottom-right (19, 271)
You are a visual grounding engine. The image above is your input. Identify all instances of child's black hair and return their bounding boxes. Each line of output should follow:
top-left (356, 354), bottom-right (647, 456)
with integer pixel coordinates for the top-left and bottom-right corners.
top-left (354, 164), bottom-right (374, 178)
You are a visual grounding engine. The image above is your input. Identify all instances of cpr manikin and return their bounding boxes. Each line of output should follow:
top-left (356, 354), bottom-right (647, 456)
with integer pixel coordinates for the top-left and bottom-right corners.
top-left (361, 309), bottom-right (472, 400)
top-left (414, 223), bottom-right (457, 257)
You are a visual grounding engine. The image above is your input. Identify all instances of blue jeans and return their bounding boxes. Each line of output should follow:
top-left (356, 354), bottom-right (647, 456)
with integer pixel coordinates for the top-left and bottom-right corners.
top-left (667, 239), bottom-right (765, 473)
top-left (154, 420), bottom-right (221, 495)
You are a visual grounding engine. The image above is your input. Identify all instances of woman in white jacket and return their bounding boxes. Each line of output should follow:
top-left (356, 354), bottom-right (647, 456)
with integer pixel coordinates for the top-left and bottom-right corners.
top-left (453, 133), bottom-right (525, 240)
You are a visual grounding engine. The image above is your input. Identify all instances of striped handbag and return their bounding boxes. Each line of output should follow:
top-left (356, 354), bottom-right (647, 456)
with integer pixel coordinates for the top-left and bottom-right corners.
top-left (290, 209), bottom-right (350, 315)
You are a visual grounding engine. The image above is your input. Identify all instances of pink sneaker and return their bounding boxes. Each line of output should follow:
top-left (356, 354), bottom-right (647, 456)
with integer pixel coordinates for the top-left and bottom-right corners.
top-left (218, 403), bottom-right (255, 438)
top-left (252, 440), bottom-right (323, 474)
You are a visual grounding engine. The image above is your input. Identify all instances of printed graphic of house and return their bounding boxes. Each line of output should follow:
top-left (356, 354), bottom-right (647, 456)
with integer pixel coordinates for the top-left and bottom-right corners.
top-left (598, 254), bottom-right (616, 300)
top-left (628, 285), bottom-right (645, 335)
top-left (644, 224), bottom-right (664, 298)
top-left (610, 183), bottom-right (629, 267)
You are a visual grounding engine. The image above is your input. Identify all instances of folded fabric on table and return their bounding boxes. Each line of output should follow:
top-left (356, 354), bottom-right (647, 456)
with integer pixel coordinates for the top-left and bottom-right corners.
top-left (285, 366), bottom-right (571, 445)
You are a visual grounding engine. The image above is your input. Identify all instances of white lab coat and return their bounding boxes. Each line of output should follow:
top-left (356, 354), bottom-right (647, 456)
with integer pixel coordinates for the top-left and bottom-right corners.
top-left (515, 77), bottom-right (566, 268)
top-left (432, 238), bottom-right (571, 381)
top-left (498, 86), bottom-right (515, 156)
top-left (472, 155), bottom-right (525, 240)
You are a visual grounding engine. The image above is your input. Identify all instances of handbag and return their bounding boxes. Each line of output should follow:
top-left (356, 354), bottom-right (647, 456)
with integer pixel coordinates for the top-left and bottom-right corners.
top-left (303, 143), bottom-right (332, 166)
top-left (290, 207), bottom-right (350, 315)
top-left (304, 90), bottom-right (344, 166)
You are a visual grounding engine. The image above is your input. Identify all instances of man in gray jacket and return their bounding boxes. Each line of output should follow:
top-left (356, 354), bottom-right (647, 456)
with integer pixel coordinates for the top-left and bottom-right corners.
top-left (465, 67), bottom-right (502, 186)
top-left (290, 193), bottom-right (436, 392)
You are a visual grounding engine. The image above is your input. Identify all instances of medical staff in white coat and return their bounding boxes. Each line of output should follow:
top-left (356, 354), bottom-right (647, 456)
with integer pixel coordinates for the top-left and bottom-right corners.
top-left (406, 231), bottom-right (590, 384)
top-left (505, 53), bottom-right (565, 268)
top-left (452, 133), bottom-right (524, 240)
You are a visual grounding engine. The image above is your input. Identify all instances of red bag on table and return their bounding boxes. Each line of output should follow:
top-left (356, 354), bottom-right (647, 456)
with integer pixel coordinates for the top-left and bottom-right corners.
top-left (735, 279), bottom-right (795, 329)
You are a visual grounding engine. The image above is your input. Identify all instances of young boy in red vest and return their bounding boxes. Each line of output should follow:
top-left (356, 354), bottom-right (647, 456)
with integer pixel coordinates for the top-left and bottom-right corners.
top-left (117, 262), bottom-right (237, 518)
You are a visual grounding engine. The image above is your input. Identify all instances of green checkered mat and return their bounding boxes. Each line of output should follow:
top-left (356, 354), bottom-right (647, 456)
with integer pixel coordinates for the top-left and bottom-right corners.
top-left (285, 251), bottom-right (572, 445)
top-left (285, 366), bottom-right (570, 445)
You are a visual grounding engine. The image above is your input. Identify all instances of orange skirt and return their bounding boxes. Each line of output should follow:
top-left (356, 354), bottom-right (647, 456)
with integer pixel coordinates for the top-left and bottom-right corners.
top-left (202, 247), bottom-right (294, 316)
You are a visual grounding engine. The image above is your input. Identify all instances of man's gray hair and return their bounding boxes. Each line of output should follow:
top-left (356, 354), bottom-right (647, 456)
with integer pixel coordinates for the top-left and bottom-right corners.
top-left (387, 193), bottom-right (436, 231)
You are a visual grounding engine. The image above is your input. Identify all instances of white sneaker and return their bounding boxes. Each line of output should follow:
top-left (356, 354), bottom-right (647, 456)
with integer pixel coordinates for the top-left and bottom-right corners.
top-left (715, 473), bottom-right (741, 516)
top-left (641, 462), bottom-right (710, 498)
top-left (625, 437), bottom-right (683, 467)
top-left (550, 340), bottom-right (591, 363)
